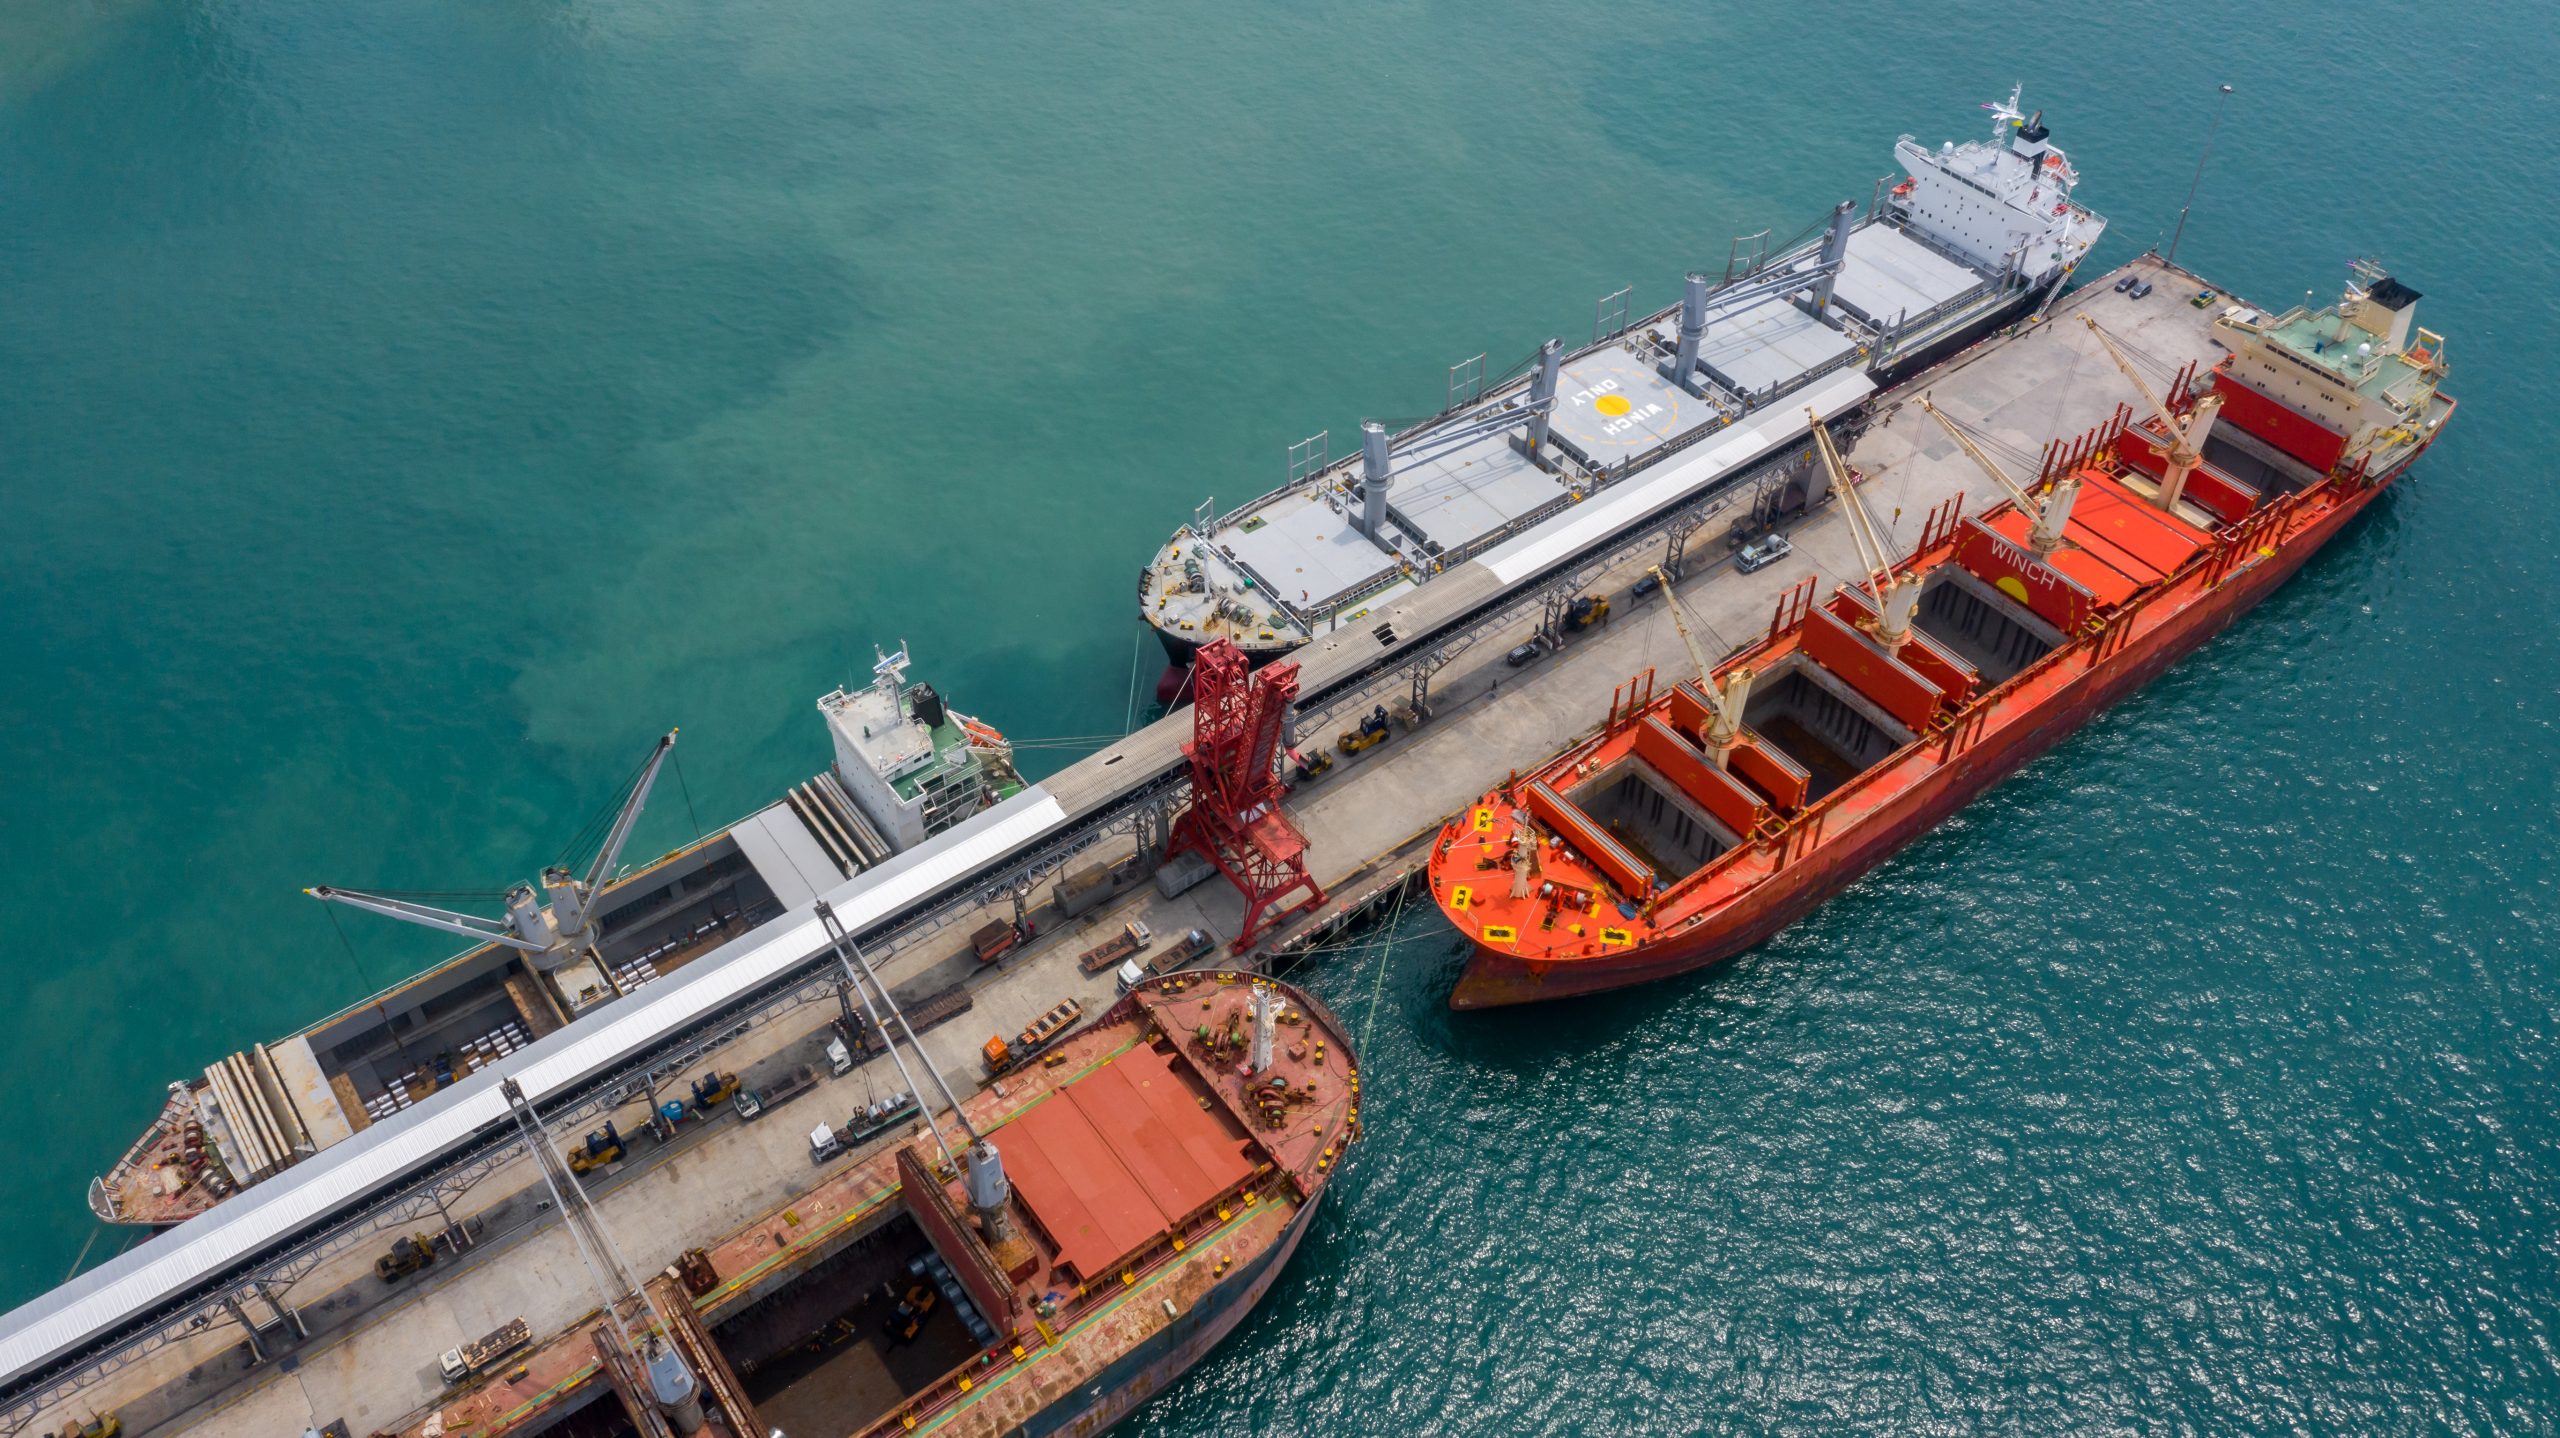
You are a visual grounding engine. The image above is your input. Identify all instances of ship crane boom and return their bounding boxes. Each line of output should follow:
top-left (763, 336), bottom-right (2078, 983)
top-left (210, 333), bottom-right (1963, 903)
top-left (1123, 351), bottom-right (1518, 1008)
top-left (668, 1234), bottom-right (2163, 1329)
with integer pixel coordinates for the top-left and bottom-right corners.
top-left (1916, 394), bottom-right (2079, 557)
top-left (1650, 565), bottom-right (1752, 769)
top-left (304, 886), bottom-right (553, 955)
top-left (304, 728), bottom-right (681, 979)
top-left (1806, 407), bottom-right (1921, 653)
top-left (2078, 314), bottom-right (2225, 513)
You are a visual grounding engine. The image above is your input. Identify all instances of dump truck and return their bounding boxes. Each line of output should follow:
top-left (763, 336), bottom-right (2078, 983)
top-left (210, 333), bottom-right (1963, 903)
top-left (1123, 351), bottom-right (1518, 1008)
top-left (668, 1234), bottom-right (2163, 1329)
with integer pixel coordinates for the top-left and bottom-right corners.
top-left (1076, 920), bottom-right (1154, 975)
top-left (438, 1317), bottom-right (532, 1384)
top-left (982, 999), bottom-right (1085, 1076)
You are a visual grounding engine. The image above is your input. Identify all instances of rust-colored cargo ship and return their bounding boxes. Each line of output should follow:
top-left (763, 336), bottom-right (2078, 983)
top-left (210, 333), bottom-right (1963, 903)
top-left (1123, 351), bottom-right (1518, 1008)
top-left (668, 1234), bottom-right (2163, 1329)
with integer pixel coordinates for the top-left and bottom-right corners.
top-left (391, 970), bottom-right (1359, 1438)
top-left (1430, 263), bottom-right (2453, 1008)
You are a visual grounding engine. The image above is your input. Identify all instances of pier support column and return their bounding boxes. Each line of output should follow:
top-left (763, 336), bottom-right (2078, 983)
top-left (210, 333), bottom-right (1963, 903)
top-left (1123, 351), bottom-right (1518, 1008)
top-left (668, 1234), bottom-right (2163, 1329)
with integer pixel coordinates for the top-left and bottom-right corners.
top-left (218, 1294), bottom-right (265, 1364)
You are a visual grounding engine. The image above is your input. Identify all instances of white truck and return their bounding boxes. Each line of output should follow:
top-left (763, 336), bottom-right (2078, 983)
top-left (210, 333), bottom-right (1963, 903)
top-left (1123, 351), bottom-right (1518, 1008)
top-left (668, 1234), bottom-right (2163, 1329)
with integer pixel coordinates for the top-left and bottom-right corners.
top-left (438, 1317), bottom-right (531, 1384)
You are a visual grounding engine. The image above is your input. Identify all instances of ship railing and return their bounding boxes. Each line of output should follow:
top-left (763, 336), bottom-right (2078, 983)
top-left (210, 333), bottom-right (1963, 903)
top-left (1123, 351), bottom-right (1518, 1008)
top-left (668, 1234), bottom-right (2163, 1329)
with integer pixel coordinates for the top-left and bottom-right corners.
top-left (1716, 492), bottom-right (2301, 891)
top-left (1192, 278), bottom-right (1762, 548)
top-left (856, 1168), bottom-right (1294, 1438)
top-left (1876, 281), bottom-right (1997, 350)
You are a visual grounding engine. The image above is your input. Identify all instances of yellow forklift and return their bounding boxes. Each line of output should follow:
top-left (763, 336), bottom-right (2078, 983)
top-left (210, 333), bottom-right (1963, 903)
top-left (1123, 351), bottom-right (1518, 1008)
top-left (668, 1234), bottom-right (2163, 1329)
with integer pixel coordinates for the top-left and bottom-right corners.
top-left (374, 1232), bottom-right (438, 1282)
top-left (565, 1120), bottom-right (624, 1175)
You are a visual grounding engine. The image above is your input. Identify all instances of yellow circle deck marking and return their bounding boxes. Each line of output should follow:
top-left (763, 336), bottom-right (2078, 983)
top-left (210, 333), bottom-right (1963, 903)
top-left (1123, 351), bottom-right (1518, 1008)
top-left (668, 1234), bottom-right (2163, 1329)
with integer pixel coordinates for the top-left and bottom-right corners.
top-left (1995, 575), bottom-right (2031, 604)
top-left (1594, 394), bottom-right (1633, 417)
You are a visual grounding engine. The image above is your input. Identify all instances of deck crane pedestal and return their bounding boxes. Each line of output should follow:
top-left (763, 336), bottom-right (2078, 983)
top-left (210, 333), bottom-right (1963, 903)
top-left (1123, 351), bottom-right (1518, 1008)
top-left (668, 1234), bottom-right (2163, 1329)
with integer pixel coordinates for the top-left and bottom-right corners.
top-left (307, 730), bottom-right (679, 1009)
top-left (1354, 351), bottom-right (1565, 546)
top-left (2079, 314), bottom-right (2224, 516)
top-left (1915, 395), bottom-right (2080, 558)
top-left (1805, 407), bottom-right (1922, 655)
top-left (1647, 565), bottom-right (1752, 769)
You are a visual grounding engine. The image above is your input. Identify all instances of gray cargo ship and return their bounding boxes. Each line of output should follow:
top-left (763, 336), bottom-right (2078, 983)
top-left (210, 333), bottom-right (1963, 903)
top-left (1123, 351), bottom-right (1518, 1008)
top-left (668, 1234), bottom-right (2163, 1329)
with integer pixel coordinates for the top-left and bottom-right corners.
top-left (1140, 89), bottom-right (2103, 695)
top-left (88, 646), bottom-right (1023, 1226)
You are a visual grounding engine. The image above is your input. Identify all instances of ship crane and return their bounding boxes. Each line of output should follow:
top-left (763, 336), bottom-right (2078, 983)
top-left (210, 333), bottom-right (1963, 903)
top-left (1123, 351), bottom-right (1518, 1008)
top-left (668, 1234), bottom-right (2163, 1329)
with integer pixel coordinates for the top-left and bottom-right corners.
top-left (1915, 395), bottom-right (2080, 558)
top-left (307, 730), bottom-right (678, 983)
top-left (1648, 565), bottom-right (1752, 770)
top-left (1805, 407), bottom-right (1922, 654)
top-left (1349, 342), bottom-right (1565, 549)
top-left (2078, 314), bottom-right (2225, 514)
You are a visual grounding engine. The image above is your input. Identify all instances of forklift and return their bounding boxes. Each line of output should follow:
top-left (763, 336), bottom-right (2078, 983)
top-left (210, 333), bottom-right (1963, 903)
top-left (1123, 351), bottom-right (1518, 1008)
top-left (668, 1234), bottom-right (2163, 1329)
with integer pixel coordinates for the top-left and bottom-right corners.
top-left (1336, 705), bottom-right (1391, 755)
top-left (374, 1232), bottom-right (438, 1283)
top-left (565, 1120), bottom-right (624, 1175)
top-left (690, 1071), bottom-right (740, 1115)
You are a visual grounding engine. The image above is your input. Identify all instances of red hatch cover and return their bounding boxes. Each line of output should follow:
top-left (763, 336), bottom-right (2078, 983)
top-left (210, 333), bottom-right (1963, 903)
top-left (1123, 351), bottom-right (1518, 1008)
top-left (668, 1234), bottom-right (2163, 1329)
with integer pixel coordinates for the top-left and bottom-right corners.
top-left (1002, 1041), bottom-right (1252, 1283)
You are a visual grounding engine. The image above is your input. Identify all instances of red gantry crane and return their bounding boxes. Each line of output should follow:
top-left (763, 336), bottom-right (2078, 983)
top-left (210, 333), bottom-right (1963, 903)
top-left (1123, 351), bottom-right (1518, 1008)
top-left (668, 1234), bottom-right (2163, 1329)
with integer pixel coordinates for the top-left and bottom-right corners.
top-left (1166, 639), bottom-right (1325, 951)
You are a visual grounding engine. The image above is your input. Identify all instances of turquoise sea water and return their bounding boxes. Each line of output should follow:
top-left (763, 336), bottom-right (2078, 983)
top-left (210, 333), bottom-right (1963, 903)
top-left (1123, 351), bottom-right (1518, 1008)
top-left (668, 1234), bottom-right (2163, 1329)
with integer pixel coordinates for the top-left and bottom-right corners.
top-left (4, 0), bottom-right (2555, 1430)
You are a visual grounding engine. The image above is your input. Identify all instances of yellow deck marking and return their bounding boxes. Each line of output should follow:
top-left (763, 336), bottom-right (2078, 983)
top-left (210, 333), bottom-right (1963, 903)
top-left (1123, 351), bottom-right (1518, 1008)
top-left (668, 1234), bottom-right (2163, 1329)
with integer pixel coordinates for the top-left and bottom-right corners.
top-left (1594, 394), bottom-right (1632, 417)
top-left (1601, 927), bottom-right (1633, 946)
top-left (1482, 925), bottom-right (1518, 943)
top-left (1471, 807), bottom-right (1494, 832)
top-left (1449, 886), bottom-right (1472, 910)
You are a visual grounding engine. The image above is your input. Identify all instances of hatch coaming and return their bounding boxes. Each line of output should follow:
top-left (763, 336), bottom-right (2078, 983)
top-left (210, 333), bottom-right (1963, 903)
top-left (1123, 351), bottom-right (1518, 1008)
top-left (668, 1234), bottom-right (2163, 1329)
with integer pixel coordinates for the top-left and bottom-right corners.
top-left (1440, 442), bottom-right (2285, 949)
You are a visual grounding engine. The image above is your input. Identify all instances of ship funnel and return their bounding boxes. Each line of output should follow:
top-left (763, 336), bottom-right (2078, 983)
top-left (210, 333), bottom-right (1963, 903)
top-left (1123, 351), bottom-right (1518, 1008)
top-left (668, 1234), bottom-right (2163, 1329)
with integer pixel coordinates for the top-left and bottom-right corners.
top-left (1810, 200), bottom-right (1857, 316)
top-left (1665, 273), bottom-right (1710, 395)
top-left (1357, 421), bottom-right (1393, 541)
top-left (1249, 984), bottom-right (1277, 1074)
top-left (964, 1139), bottom-right (1013, 1242)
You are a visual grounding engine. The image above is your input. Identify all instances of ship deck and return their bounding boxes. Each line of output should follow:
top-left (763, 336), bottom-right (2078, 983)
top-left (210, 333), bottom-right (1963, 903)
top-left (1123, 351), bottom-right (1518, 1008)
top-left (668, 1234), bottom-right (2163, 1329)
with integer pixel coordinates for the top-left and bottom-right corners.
top-left (340, 976), bottom-right (1354, 1438)
top-left (1146, 211), bottom-right (2010, 651)
top-left (14, 255), bottom-right (2248, 1438)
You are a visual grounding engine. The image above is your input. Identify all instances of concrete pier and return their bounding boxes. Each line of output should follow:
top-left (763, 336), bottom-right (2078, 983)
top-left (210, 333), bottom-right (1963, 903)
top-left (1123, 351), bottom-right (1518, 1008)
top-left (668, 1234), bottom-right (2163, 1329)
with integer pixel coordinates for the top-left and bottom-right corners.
top-left (36, 255), bottom-right (2241, 1438)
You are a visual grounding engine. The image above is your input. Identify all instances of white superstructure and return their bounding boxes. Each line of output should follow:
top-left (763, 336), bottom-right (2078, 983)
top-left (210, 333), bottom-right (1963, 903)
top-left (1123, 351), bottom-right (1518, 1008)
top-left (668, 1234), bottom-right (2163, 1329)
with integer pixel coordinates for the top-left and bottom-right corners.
top-left (1888, 86), bottom-right (2101, 289)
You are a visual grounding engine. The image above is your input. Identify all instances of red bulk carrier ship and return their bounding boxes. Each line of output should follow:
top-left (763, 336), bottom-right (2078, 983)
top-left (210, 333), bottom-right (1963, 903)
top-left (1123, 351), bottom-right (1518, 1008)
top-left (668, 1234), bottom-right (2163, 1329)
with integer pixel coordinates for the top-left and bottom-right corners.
top-left (1430, 263), bottom-right (2453, 1009)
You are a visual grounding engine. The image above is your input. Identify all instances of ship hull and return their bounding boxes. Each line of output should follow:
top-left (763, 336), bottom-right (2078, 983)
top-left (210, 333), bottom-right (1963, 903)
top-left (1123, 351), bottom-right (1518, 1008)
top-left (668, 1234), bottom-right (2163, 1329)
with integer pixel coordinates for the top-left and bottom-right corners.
top-left (1005, 1194), bottom-right (1319, 1436)
top-left (1450, 450), bottom-right (2415, 1010)
top-left (1865, 273), bottom-right (2057, 389)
